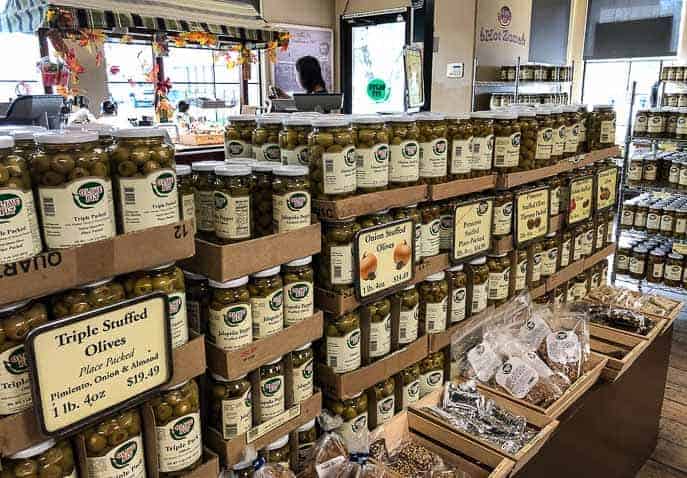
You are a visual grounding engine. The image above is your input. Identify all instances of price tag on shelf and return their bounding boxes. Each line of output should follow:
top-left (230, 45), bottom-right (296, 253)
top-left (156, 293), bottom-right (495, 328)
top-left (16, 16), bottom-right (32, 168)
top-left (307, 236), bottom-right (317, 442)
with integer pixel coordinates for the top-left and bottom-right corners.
top-left (514, 187), bottom-right (550, 247)
top-left (26, 294), bottom-right (173, 435)
top-left (452, 197), bottom-right (493, 262)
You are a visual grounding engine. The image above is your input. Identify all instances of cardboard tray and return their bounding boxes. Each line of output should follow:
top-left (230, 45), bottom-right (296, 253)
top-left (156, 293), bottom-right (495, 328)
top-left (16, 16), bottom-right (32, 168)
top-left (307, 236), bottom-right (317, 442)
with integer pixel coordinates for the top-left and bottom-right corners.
top-left (428, 174), bottom-right (497, 201)
top-left (206, 311), bottom-right (323, 380)
top-left (169, 334), bottom-right (207, 387)
top-left (409, 388), bottom-right (558, 475)
top-left (206, 391), bottom-right (321, 466)
top-left (315, 253), bottom-right (450, 316)
top-left (312, 185), bottom-right (428, 220)
top-left (474, 353), bottom-right (608, 419)
top-left (317, 337), bottom-right (429, 399)
top-left (180, 223), bottom-right (321, 282)
top-left (428, 306), bottom-right (495, 353)
top-left (0, 220), bottom-right (195, 306)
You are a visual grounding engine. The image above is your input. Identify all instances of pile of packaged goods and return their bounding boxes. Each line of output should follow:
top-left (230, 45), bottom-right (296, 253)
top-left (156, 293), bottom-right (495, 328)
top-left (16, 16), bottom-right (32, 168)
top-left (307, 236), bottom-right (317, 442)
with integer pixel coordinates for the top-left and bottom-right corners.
top-left (499, 64), bottom-right (573, 82)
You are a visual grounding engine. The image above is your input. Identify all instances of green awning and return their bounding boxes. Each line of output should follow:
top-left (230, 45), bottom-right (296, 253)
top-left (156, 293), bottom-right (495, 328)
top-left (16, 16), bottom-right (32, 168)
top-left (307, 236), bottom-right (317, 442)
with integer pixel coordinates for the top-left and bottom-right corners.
top-left (0, 0), bottom-right (284, 44)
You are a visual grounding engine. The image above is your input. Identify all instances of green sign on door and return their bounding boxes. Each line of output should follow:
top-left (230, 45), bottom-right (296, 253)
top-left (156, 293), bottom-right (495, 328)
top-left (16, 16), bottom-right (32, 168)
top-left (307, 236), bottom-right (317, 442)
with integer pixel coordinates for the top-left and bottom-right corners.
top-left (367, 78), bottom-right (391, 103)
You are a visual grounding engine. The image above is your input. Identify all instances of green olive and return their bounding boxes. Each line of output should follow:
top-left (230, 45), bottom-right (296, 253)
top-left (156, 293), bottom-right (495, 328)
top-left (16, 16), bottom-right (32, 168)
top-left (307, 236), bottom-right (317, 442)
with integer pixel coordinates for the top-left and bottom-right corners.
top-left (49, 154), bottom-right (75, 174)
top-left (86, 433), bottom-right (108, 453)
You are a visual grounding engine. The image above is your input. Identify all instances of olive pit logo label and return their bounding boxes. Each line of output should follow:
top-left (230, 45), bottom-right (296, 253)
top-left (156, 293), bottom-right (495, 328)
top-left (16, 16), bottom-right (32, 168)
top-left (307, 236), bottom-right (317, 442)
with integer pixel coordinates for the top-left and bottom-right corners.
top-left (543, 129), bottom-right (553, 142)
top-left (224, 306), bottom-right (248, 326)
top-left (440, 215), bottom-right (453, 230)
top-left (151, 172), bottom-right (175, 197)
top-left (374, 145), bottom-right (389, 163)
top-left (477, 201), bottom-right (490, 215)
top-left (263, 145), bottom-right (281, 162)
top-left (170, 416), bottom-right (195, 440)
top-left (511, 133), bottom-right (521, 147)
top-left (454, 289), bottom-right (466, 301)
top-left (111, 440), bottom-right (138, 469)
top-left (427, 371), bottom-right (443, 386)
top-left (302, 360), bottom-right (314, 379)
top-left (430, 219), bottom-right (441, 235)
top-left (407, 381), bottom-right (420, 398)
top-left (344, 148), bottom-right (356, 167)
top-left (228, 141), bottom-right (245, 156)
top-left (287, 192), bottom-right (309, 212)
top-left (501, 362), bottom-right (513, 374)
top-left (0, 193), bottom-right (22, 222)
top-left (4, 347), bottom-right (27, 375)
top-left (347, 330), bottom-right (361, 349)
top-left (403, 142), bottom-right (418, 159)
top-left (269, 290), bottom-right (284, 311)
top-left (73, 182), bottom-right (105, 209)
top-left (351, 415), bottom-right (367, 432)
top-left (288, 283), bottom-right (310, 301)
top-left (497, 5), bottom-right (512, 27)
top-left (168, 295), bottom-right (183, 316)
top-left (556, 331), bottom-right (569, 341)
top-left (214, 192), bottom-right (228, 210)
top-left (262, 377), bottom-right (282, 397)
top-left (433, 139), bottom-right (448, 156)
top-left (379, 397), bottom-right (394, 413)
top-left (502, 203), bottom-right (513, 217)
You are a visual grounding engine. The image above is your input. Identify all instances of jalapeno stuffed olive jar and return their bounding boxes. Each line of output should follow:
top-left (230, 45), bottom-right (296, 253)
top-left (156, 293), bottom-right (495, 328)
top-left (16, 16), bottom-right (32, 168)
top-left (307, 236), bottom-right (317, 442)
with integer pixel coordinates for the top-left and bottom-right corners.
top-left (325, 311), bottom-right (361, 373)
top-left (249, 266), bottom-right (284, 340)
top-left (125, 262), bottom-right (188, 348)
top-left (589, 105), bottom-right (617, 150)
top-left (369, 377), bottom-right (395, 428)
top-left (272, 165), bottom-right (311, 233)
top-left (32, 132), bottom-right (116, 248)
top-left (213, 164), bottom-right (253, 243)
top-left (291, 343), bottom-right (314, 403)
top-left (487, 252), bottom-right (511, 306)
top-left (207, 276), bottom-right (252, 351)
top-left (395, 284), bottom-right (420, 346)
top-left (51, 277), bottom-right (126, 319)
top-left (470, 112), bottom-right (495, 176)
top-left (280, 116), bottom-right (312, 166)
top-left (260, 435), bottom-right (291, 470)
top-left (419, 352), bottom-right (445, 397)
top-left (447, 264), bottom-right (468, 323)
top-left (0, 300), bottom-right (47, 416)
top-left (386, 115), bottom-right (420, 186)
top-left (209, 373), bottom-right (252, 440)
top-left (250, 162), bottom-right (276, 237)
top-left (398, 363), bottom-right (421, 410)
top-left (0, 136), bottom-right (42, 263)
top-left (320, 218), bottom-right (361, 290)
top-left (419, 272), bottom-right (449, 335)
top-left (326, 393), bottom-right (368, 445)
top-left (352, 116), bottom-right (390, 192)
top-left (253, 116), bottom-right (282, 162)
top-left (358, 209), bottom-right (393, 229)
top-left (82, 409), bottom-right (145, 478)
top-left (111, 127), bottom-right (178, 233)
top-left (259, 357), bottom-right (286, 423)
top-left (309, 117), bottom-right (355, 199)
top-left (492, 112), bottom-right (521, 172)
top-left (467, 256), bottom-right (489, 315)
top-left (393, 204), bottom-right (422, 264)
top-left (364, 298), bottom-right (391, 363)
top-left (225, 115), bottom-right (256, 159)
top-left (176, 164), bottom-right (196, 232)
top-left (534, 107), bottom-right (554, 167)
top-left (514, 107), bottom-right (538, 171)
top-left (3, 439), bottom-right (76, 478)
top-left (283, 256), bottom-right (314, 326)
top-left (447, 113), bottom-right (473, 179)
top-left (296, 419), bottom-right (318, 472)
top-left (416, 112), bottom-right (448, 184)
top-left (190, 160), bottom-right (223, 239)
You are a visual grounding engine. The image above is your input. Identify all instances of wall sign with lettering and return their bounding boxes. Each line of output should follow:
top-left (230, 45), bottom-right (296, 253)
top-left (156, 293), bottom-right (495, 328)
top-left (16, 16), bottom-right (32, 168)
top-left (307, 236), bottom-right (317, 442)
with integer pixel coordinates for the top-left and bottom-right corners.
top-left (595, 166), bottom-right (619, 211)
top-left (514, 187), bottom-right (550, 246)
top-left (567, 175), bottom-right (594, 225)
top-left (26, 294), bottom-right (173, 435)
top-left (452, 198), bottom-right (494, 263)
top-left (354, 219), bottom-right (414, 301)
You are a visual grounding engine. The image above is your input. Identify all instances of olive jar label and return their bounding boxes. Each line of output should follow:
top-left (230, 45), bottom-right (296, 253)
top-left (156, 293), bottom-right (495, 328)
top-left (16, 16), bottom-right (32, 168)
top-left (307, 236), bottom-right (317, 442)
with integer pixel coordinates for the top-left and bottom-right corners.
top-left (0, 188), bottom-right (42, 263)
top-left (568, 176), bottom-right (594, 225)
top-left (215, 192), bottom-right (251, 240)
top-left (292, 357), bottom-right (314, 403)
top-left (514, 187), bottom-right (549, 246)
top-left (389, 140), bottom-right (420, 183)
top-left (208, 303), bottom-right (252, 351)
top-left (273, 191), bottom-right (311, 233)
top-left (450, 138), bottom-right (472, 175)
top-left (156, 412), bottom-right (202, 473)
top-left (259, 375), bottom-right (285, 422)
top-left (326, 328), bottom-right (361, 373)
top-left (118, 169), bottom-right (179, 233)
top-left (0, 344), bottom-right (32, 415)
top-left (322, 147), bottom-right (356, 195)
top-left (356, 144), bottom-right (390, 189)
top-left (251, 289), bottom-right (284, 339)
top-left (452, 198), bottom-right (493, 262)
top-left (398, 304), bottom-right (419, 344)
top-left (282, 145), bottom-right (309, 166)
top-left (86, 435), bottom-right (146, 478)
top-left (419, 138), bottom-right (448, 178)
top-left (284, 281), bottom-right (314, 326)
top-left (596, 166), bottom-right (618, 211)
top-left (220, 388), bottom-right (252, 440)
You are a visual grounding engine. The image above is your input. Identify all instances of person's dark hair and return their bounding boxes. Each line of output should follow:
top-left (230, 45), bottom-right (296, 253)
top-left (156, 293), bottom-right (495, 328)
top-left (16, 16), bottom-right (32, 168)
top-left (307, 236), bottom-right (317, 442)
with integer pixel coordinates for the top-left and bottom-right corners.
top-left (296, 56), bottom-right (327, 94)
top-left (177, 100), bottom-right (190, 114)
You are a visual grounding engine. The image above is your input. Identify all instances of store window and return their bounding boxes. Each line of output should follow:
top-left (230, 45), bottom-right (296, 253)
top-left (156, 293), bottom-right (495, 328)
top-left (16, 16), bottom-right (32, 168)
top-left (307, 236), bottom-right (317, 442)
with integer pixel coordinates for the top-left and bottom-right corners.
top-left (0, 32), bottom-right (42, 103)
top-left (105, 41), bottom-right (156, 120)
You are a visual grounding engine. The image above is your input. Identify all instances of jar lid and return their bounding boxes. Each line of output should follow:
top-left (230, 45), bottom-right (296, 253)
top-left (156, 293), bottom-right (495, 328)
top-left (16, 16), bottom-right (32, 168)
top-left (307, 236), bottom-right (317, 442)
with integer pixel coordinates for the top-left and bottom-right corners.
top-left (0, 136), bottom-right (14, 148)
top-left (256, 115), bottom-right (284, 126)
top-left (375, 208), bottom-right (390, 214)
top-left (9, 439), bottom-right (57, 459)
top-left (0, 299), bottom-right (31, 314)
top-left (66, 122), bottom-right (116, 135)
top-left (285, 115), bottom-right (317, 126)
top-left (352, 115), bottom-right (385, 124)
top-left (215, 165), bottom-right (251, 176)
top-left (226, 158), bottom-right (260, 166)
top-left (311, 117), bottom-right (350, 128)
top-left (469, 256), bottom-right (487, 265)
top-left (447, 264), bottom-right (464, 272)
top-left (405, 203), bottom-right (418, 208)
top-left (403, 284), bottom-right (416, 290)
top-left (10, 130), bottom-right (37, 141)
top-left (633, 246), bottom-right (649, 253)
top-left (253, 265), bottom-right (281, 277)
top-left (0, 124), bottom-right (45, 133)
top-left (144, 262), bottom-right (175, 272)
top-left (386, 114), bottom-right (415, 123)
top-left (669, 252), bottom-right (684, 260)
top-left (593, 105), bottom-right (614, 110)
top-left (274, 165), bottom-right (308, 177)
top-left (650, 249), bottom-right (666, 257)
top-left (266, 434), bottom-right (289, 450)
top-left (295, 342), bottom-right (312, 351)
top-left (491, 111), bottom-right (519, 120)
top-left (445, 113), bottom-right (471, 121)
top-left (297, 418), bottom-right (317, 432)
top-left (233, 457), bottom-right (254, 470)
top-left (488, 251), bottom-right (509, 257)
top-left (286, 256), bottom-right (313, 267)
top-left (191, 160), bottom-right (225, 171)
top-left (209, 276), bottom-right (249, 288)
top-left (470, 111), bottom-right (493, 119)
top-left (114, 127), bottom-right (165, 138)
top-left (425, 271), bottom-right (445, 281)
top-left (513, 108), bottom-right (536, 117)
top-left (414, 112), bottom-right (446, 121)
top-left (36, 131), bottom-right (99, 144)
top-left (545, 231), bottom-right (557, 238)
top-left (183, 270), bottom-right (206, 280)
top-left (176, 164), bottom-right (191, 176)
top-left (228, 114), bottom-right (257, 122)
top-left (251, 162), bottom-right (277, 173)
top-left (83, 277), bottom-right (114, 288)
top-left (265, 356), bottom-right (283, 366)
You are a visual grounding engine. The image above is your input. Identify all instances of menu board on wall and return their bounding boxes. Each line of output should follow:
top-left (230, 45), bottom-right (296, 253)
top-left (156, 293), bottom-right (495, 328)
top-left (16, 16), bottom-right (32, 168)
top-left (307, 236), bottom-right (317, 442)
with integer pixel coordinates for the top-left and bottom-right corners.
top-left (275, 26), bottom-right (334, 94)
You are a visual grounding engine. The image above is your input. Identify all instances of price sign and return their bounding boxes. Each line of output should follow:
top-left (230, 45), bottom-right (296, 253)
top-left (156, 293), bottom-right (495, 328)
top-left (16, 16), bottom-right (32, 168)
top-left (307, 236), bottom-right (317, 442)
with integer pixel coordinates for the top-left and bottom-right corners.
top-left (354, 219), bottom-right (414, 301)
top-left (452, 198), bottom-right (494, 262)
top-left (596, 166), bottom-right (618, 211)
top-left (26, 294), bottom-right (173, 435)
top-left (567, 175), bottom-right (594, 225)
top-left (514, 187), bottom-right (550, 246)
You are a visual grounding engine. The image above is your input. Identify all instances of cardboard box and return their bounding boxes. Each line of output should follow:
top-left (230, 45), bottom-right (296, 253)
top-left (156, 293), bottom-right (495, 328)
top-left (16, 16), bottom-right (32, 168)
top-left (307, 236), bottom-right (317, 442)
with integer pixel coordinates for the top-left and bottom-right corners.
top-left (206, 311), bottom-right (323, 380)
top-left (206, 391), bottom-right (321, 466)
top-left (312, 185), bottom-right (428, 219)
top-left (317, 337), bottom-right (428, 399)
top-left (428, 175), bottom-right (497, 201)
top-left (169, 334), bottom-right (207, 387)
top-left (181, 223), bottom-right (321, 282)
top-left (409, 387), bottom-right (558, 475)
top-left (0, 220), bottom-right (195, 306)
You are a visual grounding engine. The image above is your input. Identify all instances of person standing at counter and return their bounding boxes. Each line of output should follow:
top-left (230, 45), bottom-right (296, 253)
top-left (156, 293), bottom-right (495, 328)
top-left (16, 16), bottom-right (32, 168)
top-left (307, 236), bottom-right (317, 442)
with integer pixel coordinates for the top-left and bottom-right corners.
top-left (269, 55), bottom-right (328, 98)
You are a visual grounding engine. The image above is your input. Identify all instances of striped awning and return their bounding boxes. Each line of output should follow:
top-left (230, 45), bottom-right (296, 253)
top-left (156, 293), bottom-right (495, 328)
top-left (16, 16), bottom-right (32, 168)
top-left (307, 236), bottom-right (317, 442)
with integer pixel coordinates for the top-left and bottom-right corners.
top-left (0, 0), bottom-right (284, 43)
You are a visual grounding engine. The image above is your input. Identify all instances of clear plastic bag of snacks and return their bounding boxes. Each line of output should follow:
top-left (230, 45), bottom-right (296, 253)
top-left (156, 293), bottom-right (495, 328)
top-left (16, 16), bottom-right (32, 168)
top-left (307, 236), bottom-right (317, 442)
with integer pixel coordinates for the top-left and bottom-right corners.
top-left (254, 458), bottom-right (297, 477)
top-left (298, 411), bottom-right (348, 478)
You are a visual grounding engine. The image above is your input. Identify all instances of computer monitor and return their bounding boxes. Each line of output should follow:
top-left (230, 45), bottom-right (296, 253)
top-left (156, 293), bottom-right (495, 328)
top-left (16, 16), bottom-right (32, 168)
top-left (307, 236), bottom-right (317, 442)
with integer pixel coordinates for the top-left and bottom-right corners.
top-left (293, 94), bottom-right (343, 113)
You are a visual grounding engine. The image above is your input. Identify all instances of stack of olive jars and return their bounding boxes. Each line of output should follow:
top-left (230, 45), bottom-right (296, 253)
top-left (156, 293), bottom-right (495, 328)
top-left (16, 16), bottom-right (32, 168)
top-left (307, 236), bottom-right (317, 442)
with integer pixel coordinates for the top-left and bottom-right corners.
top-left (614, 232), bottom-right (685, 289)
top-left (620, 192), bottom-right (687, 240)
top-left (633, 107), bottom-right (687, 141)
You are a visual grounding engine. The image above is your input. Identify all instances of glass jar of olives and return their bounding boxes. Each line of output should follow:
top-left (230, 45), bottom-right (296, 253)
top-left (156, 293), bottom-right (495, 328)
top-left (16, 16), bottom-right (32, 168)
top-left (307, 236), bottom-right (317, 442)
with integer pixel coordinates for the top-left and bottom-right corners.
top-left (207, 276), bottom-right (252, 351)
top-left (326, 393), bottom-right (368, 445)
top-left (191, 160), bottom-right (223, 240)
top-left (676, 208), bottom-right (687, 240)
top-left (111, 127), bottom-right (178, 233)
top-left (416, 113), bottom-right (448, 184)
top-left (291, 343), bottom-right (314, 403)
top-left (253, 116), bottom-right (282, 162)
top-left (353, 116), bottom-right (390, 193)
top-left (369, 377), bottom-right (395, 428)
top-left (261, 435), bottom-right (291, 471)
top-left (11, 128), bottom-right (41, 159)
top-left (33, 132), bottom-right (116, 247)
top-left (648, 250), bottom-right (666, 284)
top-left (534, 107), bottom-right (554, 167)
top-left (447, 113), bottom-right (473, 179)
top-left (514, 107), bottom-right (537, 171)
top-left (646, 108), bottom-right (665, 139)
top-left (487, 252), bottom-right (511, 307)
top-left (209, 373), bottom-right (252, 440)
top-left (395, 284), bottom-right (419, 346)
top-left (183, 270), bottom-right (208, 334)
top-left (514, 248), bottom-right (528, 293)
top-left (364, 298), bottom-right (391, 362)
top-left (572, 223), bottom-right (587, 262)
top-left (470, 112), bottom-right (495, 176)
top-left (152, 380), bottom-right (202, 476)
top-left (548, 176), bottom-right (562, 217)
top-left (594, 217), bottom-right (607, 253)
top-left (259, 357), bottom-right (285, 423)
top-left (320, 219), bottom-right (361, 290)
top-left (125, 263), bottom-right (188, 348)
top-left (615, 244), bottom-right (631, 274)
top-left (493, 190), bottom-right (514, 237)
top-left (564, 105), bottom-right (581, 157)
top-left (3, 440), bottom-right (76, 478)
top-left (225, 115), bottom-right (256, 159)
top-left (251, 162), bottom-right (276, 237)
top-left (541, 232), bottom-right (559, 278)
top-left (582, 220), bottom-right (595, 257)
top-left (551, 107), bottom-right (567, 162)
top-left (325, 311), bottom-right (361, 373)
top-left (83, 409), bottom-right (146, 478)
top-left (589, 105), bottom-right (616, 149)
top-left (572, 273), bottom-right (589, 300)
top-left (398, 363), bottom-right (421, 410)
top-left (468, 256), bottom-right (489, 315)
top-left (419, 272), bottom-right (448, 335)
top-left (387, 115), bottom-right (420, 186)
top-left (492, 112), bottom-right (521, 172)
top-left (420, 202), bottom-right (441, 258)
top-left (393, 204), bottom-right (422, 264)
top-left (0, 299), bottom-right (47, 415)
top-left (665, 252), bottom-right (684, 287)
top-left (273, 165), bottom-right (311, 233)
top-left (419, 352), bottom-right (445, 397)
top-left (0, 136), bottom-right (41, 263)
top-left (213, 164), bottom-right (252, 243)
top-left (280, 116), bottom-right (312, 166)
top-left (283, 256), bottom-right (314, 326)
top-left (529, 241), bottom-right (544, 287)
top-left (439, 200), bottom-right (455, 252)
top-left (250, 266), bottom-right (284, 340)
top-left (296, 419), bottom-right (317, 472)
top-left (309, 117), bottom-right (355, 199)
top-left (176, 164), bottom-right (196, 232)
top-left (51, 277), bottom-right (126, 319)
top-left (629, 246), bottom-right (648, 280)
top-left (447, 264), bottom-right (468, 324)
